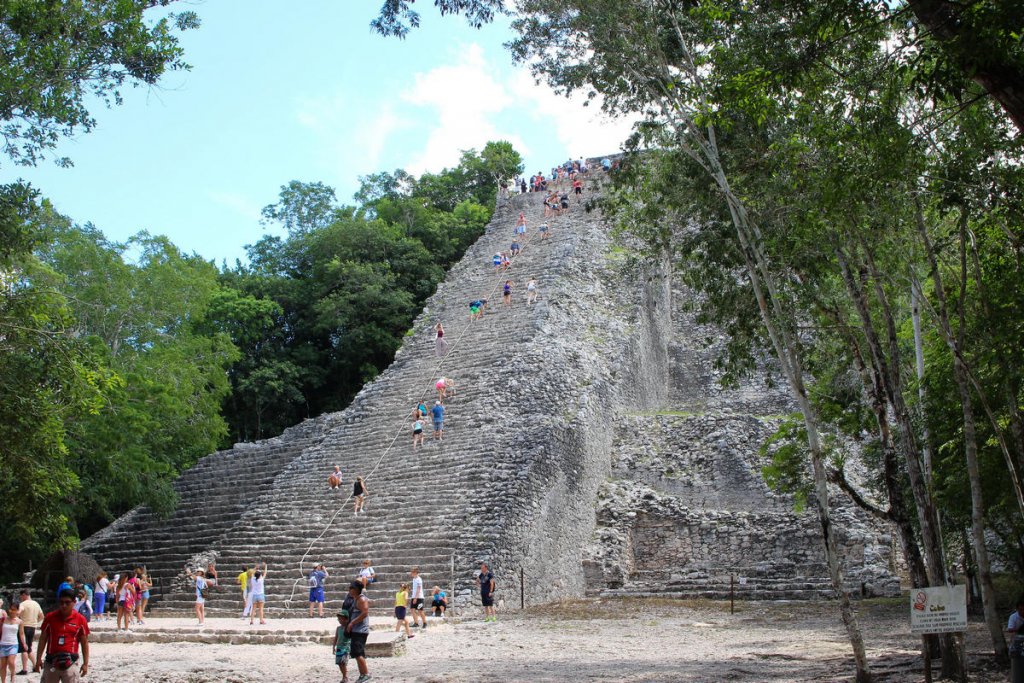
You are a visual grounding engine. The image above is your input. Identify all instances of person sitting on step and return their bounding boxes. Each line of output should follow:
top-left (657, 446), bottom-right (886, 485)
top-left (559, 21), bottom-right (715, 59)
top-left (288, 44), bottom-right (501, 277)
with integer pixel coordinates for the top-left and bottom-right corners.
top-left (431, 586), bottom-right (448, 617)
top-left (357, 560), bottom-right (376, 589)
top-left (328, 465), bottom-right (343, 490)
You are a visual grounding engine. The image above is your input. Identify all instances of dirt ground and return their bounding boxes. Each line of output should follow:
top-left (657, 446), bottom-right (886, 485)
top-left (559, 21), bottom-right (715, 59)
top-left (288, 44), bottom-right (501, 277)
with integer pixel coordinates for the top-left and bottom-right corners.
top-left (77, 598), bottom-right (1008, 682)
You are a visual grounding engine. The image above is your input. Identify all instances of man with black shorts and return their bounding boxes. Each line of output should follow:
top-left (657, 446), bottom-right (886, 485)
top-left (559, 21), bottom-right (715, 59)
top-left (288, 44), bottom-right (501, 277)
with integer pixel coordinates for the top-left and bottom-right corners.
top-left (477, 562), bottom-right (496, 623)
top-left (17, 589), bottom-right (42, 674)
top-left (345, 582), bottom-right (371, 683)
top-left (408, 567), bottom-right (426, 628)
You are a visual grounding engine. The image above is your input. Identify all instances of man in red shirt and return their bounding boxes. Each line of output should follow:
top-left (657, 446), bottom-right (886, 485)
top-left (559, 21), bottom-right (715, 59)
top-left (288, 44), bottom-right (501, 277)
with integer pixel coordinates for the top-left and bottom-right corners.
top-left (33, 589), bottom-right (89, 682)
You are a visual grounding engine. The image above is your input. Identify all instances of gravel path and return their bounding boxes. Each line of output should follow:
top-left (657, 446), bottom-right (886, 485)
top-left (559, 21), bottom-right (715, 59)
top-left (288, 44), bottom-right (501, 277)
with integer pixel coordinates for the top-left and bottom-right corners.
top-left (76, 599), bottom-right (1007, 682)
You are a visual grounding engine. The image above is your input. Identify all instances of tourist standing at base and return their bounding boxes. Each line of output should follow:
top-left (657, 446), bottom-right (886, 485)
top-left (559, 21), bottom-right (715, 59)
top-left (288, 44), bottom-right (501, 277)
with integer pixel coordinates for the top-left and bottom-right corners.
top-left (115, 575), bottom-right (135, 633)
top-left (333, 610), bottom-right (352, 683)
top-left (477, 563), bottom-right (496, 622)
top-left (1, 602), bottom-right (27, 683)
top-left (188, 568), bottom-right (209, 626)
top-left (92, 574), bottom-right (108, 622)
top-left (308, 564), bottom-right (329, 618)
top-left (249, 563), bottom-right (268, 625)
top-left (17, 590), bottom-right (42, 675)
top-left (408, 568), bottom-right (426, 629)
top-left (135, 568), bottom-right (150, 624)
top-left (34, 588), bottom-right (89, 682)
top-left (241, 565), bottom-right (255, 618)
top-left (393, 583), bottom-right (412, 639)
top-left (237, 565), bottom-right (249, 602)
top-left (1007, 597), bottom-right (1024, 636)
top-left (345, 582), bottom-right (371, 683)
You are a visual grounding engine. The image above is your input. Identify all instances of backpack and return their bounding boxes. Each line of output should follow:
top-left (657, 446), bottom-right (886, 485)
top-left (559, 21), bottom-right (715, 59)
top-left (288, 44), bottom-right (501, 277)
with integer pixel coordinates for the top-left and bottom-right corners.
top-left (308, 573), bottom-right (318, 588)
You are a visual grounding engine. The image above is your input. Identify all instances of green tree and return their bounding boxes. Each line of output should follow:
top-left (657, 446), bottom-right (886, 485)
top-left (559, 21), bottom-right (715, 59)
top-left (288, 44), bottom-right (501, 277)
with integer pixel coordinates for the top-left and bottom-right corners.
top-left (0, 0), bottom-right (199, 167)
top-left (0, 187), bottom-right (117, 579)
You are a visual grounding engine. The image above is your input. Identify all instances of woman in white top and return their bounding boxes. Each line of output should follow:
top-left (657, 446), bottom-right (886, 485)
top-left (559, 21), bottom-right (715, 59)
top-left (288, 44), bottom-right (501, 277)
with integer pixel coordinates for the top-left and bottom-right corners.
top-left (357, 560), bottom-right (376, 588)
top-left (526, 278), bottom-right (538, 305)
top-left (248, 563), bottom-right (268, 625)
top-left (94, 572), bottom-right (110, 621)
top-left (0, 603), bottom-right (26, 682)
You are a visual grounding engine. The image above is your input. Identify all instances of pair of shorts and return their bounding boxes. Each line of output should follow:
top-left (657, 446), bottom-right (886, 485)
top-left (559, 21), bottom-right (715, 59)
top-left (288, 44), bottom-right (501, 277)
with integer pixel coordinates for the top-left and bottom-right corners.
top-left (0, 644), bottom-right (17, 656)
top-left (413, 428), bottom-right (423, 435)
top-left (310, 587), bottom-right (325, 603)
top-left (539, 225), bottom-right (548, 232)
top-left (395, 606), bottom-right (407, 620)
top-left (142, 591), bottom-right (150, 599)
top-left (19, 627), bottom-right (35, 653)
top-left (470, 306), bottom-right (480, 314)
top-left (410, 598), bottom-right (424, 611)
top-left (349, 632), bottom-right (368, 658)
top-left (575, 186), bottom-right (582, 194)
top-left (335, 651), bottom-right (349, 666)
top-left (481, 594), bottom-right (494, 607)
top-left (252, 593), bottom-right (266, 604)
top-left (433, 420), bottom-right (443, 430)
top-left (196, 597), bottom-right (205, 605)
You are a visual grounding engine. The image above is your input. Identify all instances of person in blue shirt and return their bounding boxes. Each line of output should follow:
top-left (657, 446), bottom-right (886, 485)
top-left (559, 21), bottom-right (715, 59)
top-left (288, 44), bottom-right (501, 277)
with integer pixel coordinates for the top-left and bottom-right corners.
top-left (431, 586), bottom-right (448, 617)
top-left (430, 401), bottom-right (445, 441)
top-left (308, 564), bottom-right (329, 618)
top-left (56, 577), bottom-right (74, 600)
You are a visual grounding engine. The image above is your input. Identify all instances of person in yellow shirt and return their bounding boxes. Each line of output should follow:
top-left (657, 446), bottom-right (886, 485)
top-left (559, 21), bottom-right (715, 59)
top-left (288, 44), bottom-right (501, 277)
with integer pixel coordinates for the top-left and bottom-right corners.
top-left (237, 567), bottom-right (249, 619)
top-left (393, 583), bottom-right (413, 639)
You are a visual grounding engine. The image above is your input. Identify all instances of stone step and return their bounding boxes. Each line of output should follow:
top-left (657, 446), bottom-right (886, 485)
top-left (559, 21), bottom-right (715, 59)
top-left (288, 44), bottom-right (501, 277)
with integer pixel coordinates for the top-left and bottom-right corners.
top-left (87, 617), bottom-right (408, 655)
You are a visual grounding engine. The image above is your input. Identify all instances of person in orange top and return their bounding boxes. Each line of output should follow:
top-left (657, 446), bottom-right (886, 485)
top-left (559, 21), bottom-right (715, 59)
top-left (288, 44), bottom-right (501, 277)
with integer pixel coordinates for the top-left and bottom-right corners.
top-left (34, 588), bottom-right (89, 682)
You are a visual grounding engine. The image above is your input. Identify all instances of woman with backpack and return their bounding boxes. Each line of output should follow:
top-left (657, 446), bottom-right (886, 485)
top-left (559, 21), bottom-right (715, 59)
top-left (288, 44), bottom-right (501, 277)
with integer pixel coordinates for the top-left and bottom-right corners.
top-left (188, 568), bottom-right (210, 626)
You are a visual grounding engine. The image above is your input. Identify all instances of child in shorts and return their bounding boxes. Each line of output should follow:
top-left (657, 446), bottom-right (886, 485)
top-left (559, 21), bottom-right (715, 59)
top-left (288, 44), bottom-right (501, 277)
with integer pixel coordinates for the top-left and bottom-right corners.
top-left (394, 583), bottom-right (413, 638)
top-left (334, 610), bottom-right (352, 683)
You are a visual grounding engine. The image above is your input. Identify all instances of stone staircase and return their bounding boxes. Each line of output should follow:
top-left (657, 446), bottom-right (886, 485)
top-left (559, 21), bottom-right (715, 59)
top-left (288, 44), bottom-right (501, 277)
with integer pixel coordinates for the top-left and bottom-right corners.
top-left (81, 161), bottom-right (901, 617)
top-left (82, 166), bottom-right (668, 615)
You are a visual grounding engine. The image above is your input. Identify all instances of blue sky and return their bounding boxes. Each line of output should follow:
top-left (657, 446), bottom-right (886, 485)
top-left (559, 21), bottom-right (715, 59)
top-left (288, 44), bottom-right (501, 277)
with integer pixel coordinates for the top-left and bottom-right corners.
top-left (5, 2), bottom-right (633, 265)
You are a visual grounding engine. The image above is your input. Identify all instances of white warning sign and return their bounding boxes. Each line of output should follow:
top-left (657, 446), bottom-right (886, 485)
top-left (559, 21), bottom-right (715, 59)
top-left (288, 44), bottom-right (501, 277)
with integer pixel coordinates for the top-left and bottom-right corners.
top-left (910, 585), bottom-right (968, 635)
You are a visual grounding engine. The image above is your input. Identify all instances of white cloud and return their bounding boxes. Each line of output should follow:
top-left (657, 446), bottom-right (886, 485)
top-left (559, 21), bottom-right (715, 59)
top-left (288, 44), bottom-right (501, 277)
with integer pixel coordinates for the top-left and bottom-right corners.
top-left (398, 43), bottom-right (637, 177)
top-left (290, 43), bottom-right (638, 190)
top-left (399, 43), bottom-right (519, 174)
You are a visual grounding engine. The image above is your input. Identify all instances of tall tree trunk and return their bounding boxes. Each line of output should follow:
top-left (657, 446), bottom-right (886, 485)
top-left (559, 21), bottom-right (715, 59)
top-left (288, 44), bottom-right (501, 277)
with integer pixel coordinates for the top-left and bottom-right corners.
top-left (832, 307), bottom-right (930, 590)
top-left (835, 246), bottom-right (960, 677)
top-left (911, 285), bottom-right (937, 492)
top-left (916, 206), bottom-right (1009, 662)
top-left (713, 168), bottom-right (871, 682)
top-left (643, 17), bottom-right (872, 676)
